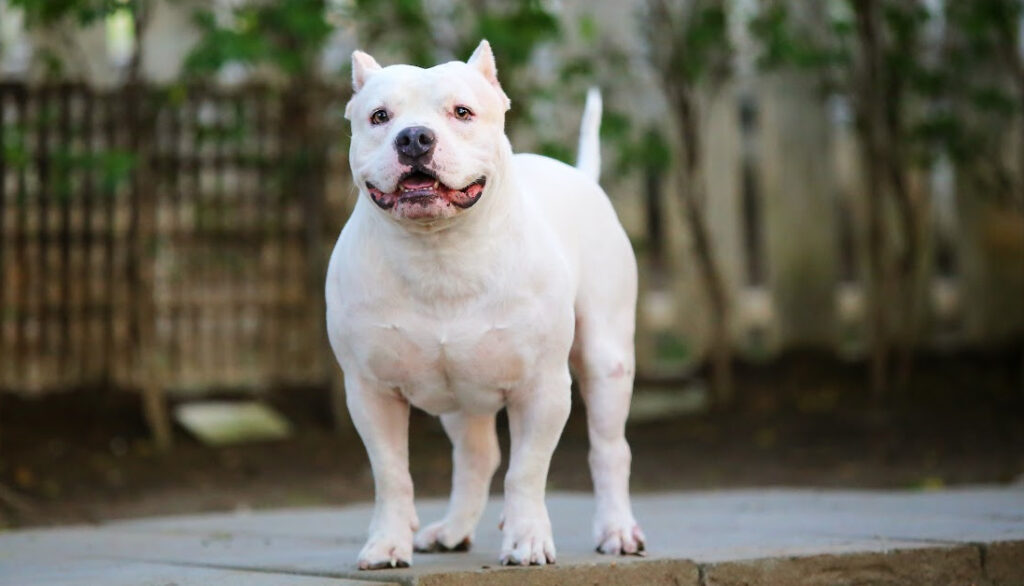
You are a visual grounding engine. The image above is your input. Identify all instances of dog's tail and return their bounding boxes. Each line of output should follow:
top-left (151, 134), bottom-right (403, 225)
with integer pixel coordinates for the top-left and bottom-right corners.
top-left (575, 87), bottom-right (602, 182)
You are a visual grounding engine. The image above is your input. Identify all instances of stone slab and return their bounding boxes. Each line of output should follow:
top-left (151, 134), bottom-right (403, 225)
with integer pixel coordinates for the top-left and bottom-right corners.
top-left (0, 558), bottom-right (394, 586)
top-left (0, 488), bottom-right (1022, 585)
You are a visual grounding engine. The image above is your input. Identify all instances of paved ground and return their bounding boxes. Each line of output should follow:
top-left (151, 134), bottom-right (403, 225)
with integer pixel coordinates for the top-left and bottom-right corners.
top-left (1, 488), bottom-right (1023, 585)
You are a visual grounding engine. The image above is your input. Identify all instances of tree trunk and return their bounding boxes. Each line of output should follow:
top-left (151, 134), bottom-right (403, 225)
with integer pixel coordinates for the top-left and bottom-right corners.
top-left (671, 85), bottom-right (734, 407)
top-left (124, 1), bottom-right (150, 86)
top-left (645, 0), bottom-right (733, 407)
top-left (883, 29), bottom-right (923, 392)
top-left (853, 0), bottom-right (890, 398)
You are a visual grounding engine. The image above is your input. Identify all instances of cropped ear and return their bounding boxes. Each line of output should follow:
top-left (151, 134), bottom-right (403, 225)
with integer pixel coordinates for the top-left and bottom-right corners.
top-left (351, 50), bottom-right (382, 93)
top-left (346, 50), bottom-right (382, 120)
top-left (467, 40), bottom-right (511, 111)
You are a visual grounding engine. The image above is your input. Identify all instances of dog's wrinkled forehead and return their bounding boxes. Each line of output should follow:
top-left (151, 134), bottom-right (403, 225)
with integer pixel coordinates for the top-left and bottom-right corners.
top-left (344, 40), bottom-right (511, 122)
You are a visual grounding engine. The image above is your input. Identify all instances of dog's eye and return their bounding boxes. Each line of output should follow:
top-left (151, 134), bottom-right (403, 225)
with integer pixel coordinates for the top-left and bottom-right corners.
top-left (453, 106), bottom-right (473, 121)
top-left (370, 109), bottom-right (390, 125)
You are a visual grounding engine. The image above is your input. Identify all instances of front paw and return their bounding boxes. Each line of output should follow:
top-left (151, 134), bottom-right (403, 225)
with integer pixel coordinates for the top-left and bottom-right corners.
top-left (358, 533), bottom-right (413, 570)
top-left (413, 518), bottom-right (473, 553)
top-left (594, 513), bottom-right (646, 556)
top-left (499, 514), bottom-right (556, 566)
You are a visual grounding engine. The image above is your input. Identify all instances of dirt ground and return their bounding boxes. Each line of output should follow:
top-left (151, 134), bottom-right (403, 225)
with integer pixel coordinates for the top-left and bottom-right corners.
top-left (1, 349), bottom-right (1022, 529)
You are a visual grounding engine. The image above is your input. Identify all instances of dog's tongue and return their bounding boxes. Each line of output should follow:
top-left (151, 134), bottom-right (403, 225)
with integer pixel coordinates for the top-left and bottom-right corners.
top-left (400, 175), bottom-right (436, 190)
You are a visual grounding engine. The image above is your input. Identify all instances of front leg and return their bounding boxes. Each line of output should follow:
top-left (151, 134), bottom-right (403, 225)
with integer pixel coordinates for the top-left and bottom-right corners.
top-left (414, 412), bottom-right (500, 553)
top-left (500, 369), bottom-right (572, 566)
top-left (346, 375), bottom-right (419, 569)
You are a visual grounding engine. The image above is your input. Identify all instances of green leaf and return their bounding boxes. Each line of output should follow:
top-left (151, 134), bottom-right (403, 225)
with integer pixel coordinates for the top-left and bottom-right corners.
top-left (538, 140), bottom-right (572, 164)
top-left (578, 14), bottom-right (598, 43)
top-left (98, 150), bottom-right (136, 195)
top-left (184, 0), bottom-right (333, 80)
top-left (2, 125), bottom-right (29, 169)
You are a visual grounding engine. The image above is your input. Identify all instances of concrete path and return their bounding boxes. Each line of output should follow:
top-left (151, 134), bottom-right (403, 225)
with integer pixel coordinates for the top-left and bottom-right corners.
top-left (1, 488), bottom-right (1022, 585)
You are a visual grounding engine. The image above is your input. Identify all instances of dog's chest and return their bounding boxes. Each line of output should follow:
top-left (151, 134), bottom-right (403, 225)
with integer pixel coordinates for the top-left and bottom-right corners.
top-left (358, 313), bottom-right (542, 414)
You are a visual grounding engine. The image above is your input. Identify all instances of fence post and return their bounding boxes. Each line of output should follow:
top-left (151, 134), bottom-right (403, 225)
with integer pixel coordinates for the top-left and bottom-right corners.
top-left (757, 73), bottom-right (839, 348)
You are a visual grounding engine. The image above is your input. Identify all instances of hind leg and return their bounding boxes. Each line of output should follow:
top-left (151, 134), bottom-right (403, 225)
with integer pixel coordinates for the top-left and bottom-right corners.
top-left (573, 320), bottom-right (646, 555)
top-left (414, 412), bottom-right (500, 552)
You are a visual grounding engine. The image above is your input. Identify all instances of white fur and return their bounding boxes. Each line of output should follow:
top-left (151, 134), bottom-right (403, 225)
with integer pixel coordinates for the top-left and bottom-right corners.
top-left (326, 40), bottom-right (644, 569)
top-left (576, 87), bottom-right (602, 182)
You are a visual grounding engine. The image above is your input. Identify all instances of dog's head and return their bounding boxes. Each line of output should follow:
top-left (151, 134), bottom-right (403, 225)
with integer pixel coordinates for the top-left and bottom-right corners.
top-left (345, 40), bottom-right (511, 225)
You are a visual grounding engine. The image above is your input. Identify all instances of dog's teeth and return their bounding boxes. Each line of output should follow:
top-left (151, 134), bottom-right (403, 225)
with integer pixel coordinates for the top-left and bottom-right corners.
top-left (432, 181), bottom-right (439, 188)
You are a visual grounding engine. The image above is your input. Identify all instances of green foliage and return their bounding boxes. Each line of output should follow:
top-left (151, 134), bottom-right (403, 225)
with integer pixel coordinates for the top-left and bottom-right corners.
top-left (559, 56), bottom-right (596, 84)
top-left (464, 1), bottom-right (561, 137)
top-left (648, 0), bottom-right (732, 86)
top-left (749, 0), bottom-right (1021, 172)
top-left (904, 2), bottom-right (1020, 172)
top-left (577, 13), bottom-right (598, 44)
top-left (678, 3), bottom-right (730, 84)
top-left (749, 4), bottom-right (849, 71)
top-left (342, 0), bottom-right (560, 84)
top-left (947, 0), bottom-right (1023, 58)
top-left (655, 331), bottom-right (691, 364)
top-left (469, 0), bottom-right (560, 71)
top-left (192, 101), bottom-right (250, 146)
top-left (604, 112), bottom-right (671, 176)
top-left (1, 117), bottom-right (135, 201)
top-left (537, 140), bottom-right (572, 165)
top-left (2, 125), bottom-right (30, 170)
top-left (639, 0), bottom-right (734, 180)
top-left (8, 0), bottom-right (130, 27)
top-left (96, 150), bottom-right (136, 194)
top-left (910, 113), bottom-right (971, 162)
top-left (185, 0), bottom-right (333, 80)
top-left (9, 0), bottom-right (143, 79)
top-left (937, 1), bottom-right (1022, 199)
top-left (601, 110), bottom-right (632, 148)
top-left (345, 0), bottom-right (435, 67)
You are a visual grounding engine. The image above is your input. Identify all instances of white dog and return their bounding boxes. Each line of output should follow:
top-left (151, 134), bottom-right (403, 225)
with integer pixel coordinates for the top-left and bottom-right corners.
top-left (326, 40), bottom-right (644, 569)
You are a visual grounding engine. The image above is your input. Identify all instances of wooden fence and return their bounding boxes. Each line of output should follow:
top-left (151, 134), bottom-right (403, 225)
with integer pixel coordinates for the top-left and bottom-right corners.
top-left (0, 83), bottom-right (343, 444)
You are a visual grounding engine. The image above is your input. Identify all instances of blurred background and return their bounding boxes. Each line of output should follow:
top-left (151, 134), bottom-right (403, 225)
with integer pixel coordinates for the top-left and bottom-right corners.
top-left (0, 0), bottom-right (1021, 528)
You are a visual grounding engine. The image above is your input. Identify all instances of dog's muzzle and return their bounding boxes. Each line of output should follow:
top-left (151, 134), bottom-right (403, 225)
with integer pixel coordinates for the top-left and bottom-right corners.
top-left (366, 167), bottom-right (486, 212)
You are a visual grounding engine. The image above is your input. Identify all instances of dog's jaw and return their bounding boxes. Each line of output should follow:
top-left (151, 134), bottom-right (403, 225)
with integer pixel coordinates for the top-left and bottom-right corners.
top-left (365, 169), bottom-right (487, 222)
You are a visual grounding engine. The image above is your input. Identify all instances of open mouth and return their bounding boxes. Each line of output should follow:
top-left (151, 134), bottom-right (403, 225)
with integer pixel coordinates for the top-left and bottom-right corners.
top-left (366, 169), bottom-right (486, 211)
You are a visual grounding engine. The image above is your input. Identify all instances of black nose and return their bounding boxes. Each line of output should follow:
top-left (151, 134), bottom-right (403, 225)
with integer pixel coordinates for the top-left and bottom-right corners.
top-left (394, 126), bottom-right (436, 161)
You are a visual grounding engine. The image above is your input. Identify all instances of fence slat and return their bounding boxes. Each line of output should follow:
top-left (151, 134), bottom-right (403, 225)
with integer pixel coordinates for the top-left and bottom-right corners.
top-left (36, 86), bottom-right (52, 388)
top-left (13, 86), bottom-right (28, 386)
top-left (80, 86), bottom-right (95, 381)
top-left (0, 87), bottom-right (6, 376)
top-left (102, 90), bottom-right (117, 382)
top-left (57, 86), bottom-right (72, 380)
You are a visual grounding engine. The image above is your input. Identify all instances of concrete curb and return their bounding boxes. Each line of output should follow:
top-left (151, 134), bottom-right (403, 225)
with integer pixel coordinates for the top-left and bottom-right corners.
top-left (364, 542), bottom-right (1024, 586)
